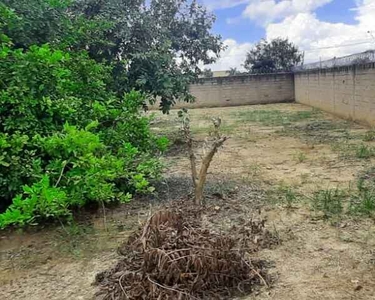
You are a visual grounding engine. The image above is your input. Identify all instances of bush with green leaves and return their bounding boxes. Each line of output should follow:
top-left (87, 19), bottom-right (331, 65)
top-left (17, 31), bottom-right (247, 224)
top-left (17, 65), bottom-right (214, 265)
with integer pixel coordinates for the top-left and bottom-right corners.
top-left (0, 175), bottom-right (70, 228)
top-left (0, 124), bottom-right (164, 228)
top-left (0, 35), bottom-right (168, 228)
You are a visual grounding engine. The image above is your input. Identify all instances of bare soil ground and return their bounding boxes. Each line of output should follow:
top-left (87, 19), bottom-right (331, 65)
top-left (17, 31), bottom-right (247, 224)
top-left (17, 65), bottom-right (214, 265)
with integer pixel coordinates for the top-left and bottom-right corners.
top-left (1, 103), bottom-right (375, 299)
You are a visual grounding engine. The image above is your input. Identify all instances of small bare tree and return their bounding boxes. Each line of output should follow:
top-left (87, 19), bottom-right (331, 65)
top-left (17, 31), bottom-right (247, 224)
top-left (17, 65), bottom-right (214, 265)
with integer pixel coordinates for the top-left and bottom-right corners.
top-left (179, 110), bottom-right (227, 205)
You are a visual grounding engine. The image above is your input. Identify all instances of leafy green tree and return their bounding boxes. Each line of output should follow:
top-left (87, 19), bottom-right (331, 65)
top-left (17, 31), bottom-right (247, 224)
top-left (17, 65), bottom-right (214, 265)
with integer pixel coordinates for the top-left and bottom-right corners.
top-left (73, 0), bottom-right (224, 112)
top-left (2, 0), bottom-right (224, 112)
top-left (0, 0), bottom-right (69, 48)
top-left (202, 68), bottom-right (213, 78)
top-left (244, 38), bottom-right (304, 73)
top-left (0, 0), bottom-right (109, 51)
top-left (227, 68), bottom-right (240, 76)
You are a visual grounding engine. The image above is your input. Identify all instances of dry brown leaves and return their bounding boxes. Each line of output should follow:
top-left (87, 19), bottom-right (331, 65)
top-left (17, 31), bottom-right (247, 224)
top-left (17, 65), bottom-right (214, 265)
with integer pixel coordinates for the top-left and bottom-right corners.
top-left (94, 203), bottom-right (272, 300)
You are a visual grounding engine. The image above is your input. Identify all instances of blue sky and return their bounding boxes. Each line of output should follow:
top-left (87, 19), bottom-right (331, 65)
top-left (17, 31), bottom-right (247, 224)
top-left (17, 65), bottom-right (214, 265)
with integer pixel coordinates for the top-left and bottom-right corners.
top-left (200, 0), bottom-right (375, 70)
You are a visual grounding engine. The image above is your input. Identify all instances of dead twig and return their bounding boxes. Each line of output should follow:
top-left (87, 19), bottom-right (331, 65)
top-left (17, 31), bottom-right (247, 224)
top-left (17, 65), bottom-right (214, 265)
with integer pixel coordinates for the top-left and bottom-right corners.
top-left (54, 160), bottom-right (67, 187)
top-left (242, 258), bottom-right (269, 288)
top-left (147, 276), bottom-right (196, 299)
top-left (101, 200), bottom-right (108, 232)
top-left (118, 273), bottom-right (129, 299)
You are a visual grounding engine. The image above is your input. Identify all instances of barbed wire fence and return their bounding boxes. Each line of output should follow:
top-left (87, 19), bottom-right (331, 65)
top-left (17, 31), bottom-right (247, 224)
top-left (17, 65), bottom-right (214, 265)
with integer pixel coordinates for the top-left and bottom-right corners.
top-left (293, 50), bottom-right (375, 72)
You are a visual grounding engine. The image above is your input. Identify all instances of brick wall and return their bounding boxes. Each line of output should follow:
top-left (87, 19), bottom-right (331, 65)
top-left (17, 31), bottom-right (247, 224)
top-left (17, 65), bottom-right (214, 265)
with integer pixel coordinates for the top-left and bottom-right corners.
top-left (150, 73), bottom-right (295, 110)
top-left (295, 63), bottom-right (375, 126)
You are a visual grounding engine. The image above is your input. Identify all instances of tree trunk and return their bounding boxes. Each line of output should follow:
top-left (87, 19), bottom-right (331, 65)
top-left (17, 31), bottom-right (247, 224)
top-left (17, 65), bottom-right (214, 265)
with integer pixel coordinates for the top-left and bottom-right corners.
top-left (194, 182), bottom-right (204, 205)
top-left (193, 137), bottom-right (227, 205)
top-left (187, 137), bottom-right (198, 188)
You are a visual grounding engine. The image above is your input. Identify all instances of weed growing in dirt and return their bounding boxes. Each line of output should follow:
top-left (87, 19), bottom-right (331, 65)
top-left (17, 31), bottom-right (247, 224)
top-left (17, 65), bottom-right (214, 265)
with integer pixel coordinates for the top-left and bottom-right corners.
top-left (281, 186), bottom-right (299, 208)
top-left (268, 184), bottom-right (300, 208)
top-left (359, 167), bottom-right (375, 184)
top-left (300, 173), bottom-right (310, 184)
top-left (242, 162), bottom-right (263, 183)
top-left (311, 188), bottom-right (345, 220)
top-left (294, 151), bottom-right (307, 163)
top-left (232, 109), bottom-right (320, 127)
top-left (331, 141), bottom-right (354, 159)
top-left (363, 130), bottom-right (375, 142)
top-left (330, 142), bottom-right (375, 160)
top-left (355, 144), bottom-right (375, 159)
top-left (56, 222), bottom-right (97, 258)
top-left (349, 179), bottom-right (375, 216)
top-left (310, 179), bottom-right (375, 220)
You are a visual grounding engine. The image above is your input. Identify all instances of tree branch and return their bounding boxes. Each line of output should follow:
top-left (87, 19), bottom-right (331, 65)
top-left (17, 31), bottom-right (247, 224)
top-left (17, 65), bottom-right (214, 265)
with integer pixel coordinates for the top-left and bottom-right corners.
top-left (194, 136), bottom-right (227, 205)
top-left (187, 136), bottom-right (198, 187)
top-left (180, 111), bottom-right (227, 205)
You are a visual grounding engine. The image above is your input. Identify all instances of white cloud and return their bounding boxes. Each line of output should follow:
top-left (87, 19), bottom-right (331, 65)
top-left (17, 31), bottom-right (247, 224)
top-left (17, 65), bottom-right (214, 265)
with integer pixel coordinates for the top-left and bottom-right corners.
top-left (207, 0), bottom-right (375, 70)
top-left (354, 0), bottom-right (375, 27)
top-left (226, 16), bottom-right (242, 25)
top-left (201, 0), bottom-right (249, 10)
top-left (203, 39), bottom-right (253, 71)
top-left (266, 0), bottom-right (375, 62)
top-left (243, 0), bottom-right (333, 25)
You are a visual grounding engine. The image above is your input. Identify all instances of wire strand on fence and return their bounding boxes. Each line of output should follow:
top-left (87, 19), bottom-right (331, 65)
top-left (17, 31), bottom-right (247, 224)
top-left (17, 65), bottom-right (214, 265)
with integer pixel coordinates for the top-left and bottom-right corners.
top-left (294, 49), bottom-right (375, 71)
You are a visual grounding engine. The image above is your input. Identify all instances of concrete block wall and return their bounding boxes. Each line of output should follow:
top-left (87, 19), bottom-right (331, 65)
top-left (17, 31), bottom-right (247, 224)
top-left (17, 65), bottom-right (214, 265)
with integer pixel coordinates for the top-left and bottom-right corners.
top-left (150, 73), bottom-right (295, 110)
top-left (295, 63), bottom-right (375, 126)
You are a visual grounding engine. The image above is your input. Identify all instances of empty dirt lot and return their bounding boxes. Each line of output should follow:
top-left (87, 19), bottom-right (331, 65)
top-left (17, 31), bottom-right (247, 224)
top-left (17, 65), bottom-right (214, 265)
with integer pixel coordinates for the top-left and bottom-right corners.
top-left (1, 103), bottom-right (375, 299)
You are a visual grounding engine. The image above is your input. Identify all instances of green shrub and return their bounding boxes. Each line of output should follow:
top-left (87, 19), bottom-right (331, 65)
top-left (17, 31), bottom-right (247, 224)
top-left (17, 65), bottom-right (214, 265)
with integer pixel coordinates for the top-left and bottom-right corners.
top-left (0, 124), bottom-right (165, 228)
top-left (0, 43), bottom-right (113, 136)
top-left (0, 106), bottom-right (165, 229)
top-left (0, 175), bottom-right (69, 228)
top-left (40, 123), bottom-right (161, 204)
top-left (0, 133), bottom-right (43, 208)
top-left (0, 2), bottom-right (176, 228)
top-left (0, 38), bottom-right (167, 228)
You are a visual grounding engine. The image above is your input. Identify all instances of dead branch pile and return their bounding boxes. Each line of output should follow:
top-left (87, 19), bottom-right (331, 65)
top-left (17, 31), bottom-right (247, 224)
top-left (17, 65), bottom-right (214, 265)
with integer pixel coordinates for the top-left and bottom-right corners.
top-left (95, 207), bottom-right (269, 300)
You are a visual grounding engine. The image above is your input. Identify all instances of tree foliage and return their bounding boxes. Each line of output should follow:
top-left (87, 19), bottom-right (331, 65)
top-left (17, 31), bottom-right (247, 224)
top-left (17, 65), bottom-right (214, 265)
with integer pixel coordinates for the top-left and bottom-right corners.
top-left (2, 0), bottom-right (224, 112)
top-left (73, 0), bottom-right (224, 112)
top-left (0, 0), bottom-right (109, 51)
top-left (244, 38), bottom-right (304, 73)
top-left (202, 68), bottom-right (213, 78)
top-left (227, 68), bottom-right (241, 76)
